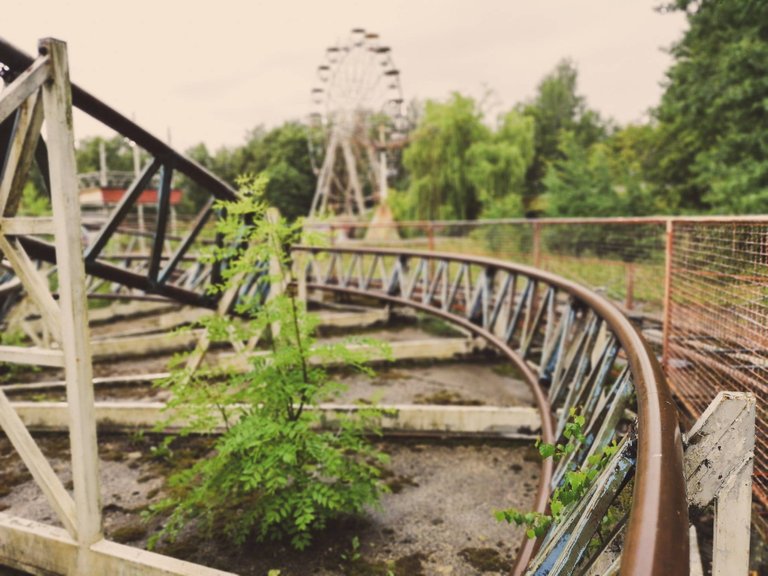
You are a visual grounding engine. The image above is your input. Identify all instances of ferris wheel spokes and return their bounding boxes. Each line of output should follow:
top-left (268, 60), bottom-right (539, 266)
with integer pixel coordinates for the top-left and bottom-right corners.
top-left (307, 28), bottom-right (406, 220)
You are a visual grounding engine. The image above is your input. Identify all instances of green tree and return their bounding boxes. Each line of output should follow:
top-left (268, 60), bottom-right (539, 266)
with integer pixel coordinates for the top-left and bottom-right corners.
top-left (181, 122), bottom-right (315, 219)
top-left (544, 133), bottom-right (613, 217)
top-left (258, 123), bottom-right (317, 221)
top-left (181, 142), bottom-right (218, 212)
top-left (544, 125), bottom-right (661, 218)
top-left (402, 93), bottom-right (489, 220)
top-left (655, 0), bottom-right (768, 213)
top-left (519, 59), bottom-right (609, 214)
top-left (466, 110), bottom-right (535, 218)
top-left (75, 135), bottom-right (140, 174)
top-left (400, 94), bottom-right (535, 220)
top-left (149, 175), bottom-right (389, 550)
top-left (542, 127), bottom-right (664, 262)
top-left (610, 124), bottom-right (668, 215)
top-left (18, 182), bottom-right (51, 216)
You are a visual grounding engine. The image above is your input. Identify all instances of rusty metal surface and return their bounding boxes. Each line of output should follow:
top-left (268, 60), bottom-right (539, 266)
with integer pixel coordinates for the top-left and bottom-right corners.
top-left (296, 245), bottom-right (689, 575)
top-left (664, 221), bottom-right (768, 527)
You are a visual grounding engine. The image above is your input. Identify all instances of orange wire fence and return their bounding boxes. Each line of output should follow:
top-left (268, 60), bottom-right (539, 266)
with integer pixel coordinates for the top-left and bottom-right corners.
top-left (313, 217), bottom-right (668, 312)
top-left (308, 215), bottom-right (768, 522)
top-left (665, 220), bottom-right (768, 519)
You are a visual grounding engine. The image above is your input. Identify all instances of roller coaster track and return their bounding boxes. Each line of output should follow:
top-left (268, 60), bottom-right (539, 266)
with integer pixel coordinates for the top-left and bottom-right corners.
top-left (0, 38), bottom-right (689, 575)
top-left (295, 246), bottom-right (689, 575)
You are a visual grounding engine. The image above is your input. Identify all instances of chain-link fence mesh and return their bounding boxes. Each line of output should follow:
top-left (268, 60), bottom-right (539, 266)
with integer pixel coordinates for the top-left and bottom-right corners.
top-left (310, 216), bottom-right (768, 525)
top-left (665, 220), bottom-right (768, 522)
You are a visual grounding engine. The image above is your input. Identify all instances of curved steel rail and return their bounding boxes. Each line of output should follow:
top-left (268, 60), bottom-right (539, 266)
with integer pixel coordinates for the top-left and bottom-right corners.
top-left (294, 245), bottom-right (688, 575)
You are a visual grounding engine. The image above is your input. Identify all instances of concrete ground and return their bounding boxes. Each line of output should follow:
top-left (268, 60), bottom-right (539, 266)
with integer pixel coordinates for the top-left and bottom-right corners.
top-left (0, 306), bottom-right (542, 575)
top-left (0, 434), bottom-right (540, 576)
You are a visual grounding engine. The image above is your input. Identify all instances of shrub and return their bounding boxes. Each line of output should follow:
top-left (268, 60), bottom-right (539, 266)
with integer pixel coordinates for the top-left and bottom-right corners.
top-left (149, 174), bottom-right (389, 550)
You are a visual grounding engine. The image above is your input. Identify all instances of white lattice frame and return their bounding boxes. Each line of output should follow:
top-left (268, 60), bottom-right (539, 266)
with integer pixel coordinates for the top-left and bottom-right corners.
top-left (0, 38), bottom-right (235, 576)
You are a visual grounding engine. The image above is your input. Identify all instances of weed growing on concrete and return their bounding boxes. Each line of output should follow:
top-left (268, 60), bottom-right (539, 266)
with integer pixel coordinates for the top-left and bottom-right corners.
top-left (148, 175), bottom-right (390, 550)
top-left (495, 408), bottom-right (618, 538)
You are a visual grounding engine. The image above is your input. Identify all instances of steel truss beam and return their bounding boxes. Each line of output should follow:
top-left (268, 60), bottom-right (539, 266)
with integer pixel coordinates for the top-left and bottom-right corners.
top-left (0, 37), bottom-right (238, 313)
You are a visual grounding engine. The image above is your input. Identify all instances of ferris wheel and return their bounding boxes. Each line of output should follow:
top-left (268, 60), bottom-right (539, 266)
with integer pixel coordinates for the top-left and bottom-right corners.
top-left (308, 28), bottom-right (406, 218)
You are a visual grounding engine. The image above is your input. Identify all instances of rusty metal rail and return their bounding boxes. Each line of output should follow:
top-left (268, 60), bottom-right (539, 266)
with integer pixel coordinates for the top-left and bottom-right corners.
top-left (295, 245), bottom-right (688, 575)
top-left (323, 215), bottom-right (768, 534)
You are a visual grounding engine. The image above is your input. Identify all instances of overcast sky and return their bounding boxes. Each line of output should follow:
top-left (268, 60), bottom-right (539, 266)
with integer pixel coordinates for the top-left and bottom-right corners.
top-left (4, 0), bottom-right (687, 152)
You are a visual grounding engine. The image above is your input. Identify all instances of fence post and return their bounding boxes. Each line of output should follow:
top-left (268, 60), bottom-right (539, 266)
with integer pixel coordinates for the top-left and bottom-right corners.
top-left (533, 221), bottom-right (542, 268)
top-left (624, 262), bottom-right (635, 311)
top-left (662, 219), bottom-right (674, 370)
top-left (41, 38), bottom-right (103, 549)
top-left (685, 392), bottom-right (755, 576)
top-left (427, 223), bottom-right (435, 252)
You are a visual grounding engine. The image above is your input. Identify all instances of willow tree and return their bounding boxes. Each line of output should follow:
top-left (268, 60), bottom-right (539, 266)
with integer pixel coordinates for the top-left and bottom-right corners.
top-left (402, 95), bottom-right (534, 220)
top-left (467, 110), bottom-right (535, 218)
top-left (402, 93), bottom-right (489, 220)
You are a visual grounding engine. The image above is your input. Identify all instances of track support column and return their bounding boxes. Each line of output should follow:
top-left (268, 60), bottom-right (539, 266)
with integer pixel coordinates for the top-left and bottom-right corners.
top-left (685, 391), bottom-right (756, 576)
top-left (40, 37), bottom-right (103, 548)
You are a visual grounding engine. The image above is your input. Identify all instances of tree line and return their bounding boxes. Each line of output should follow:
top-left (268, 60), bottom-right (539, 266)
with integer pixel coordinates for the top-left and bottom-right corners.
top-left (71, 0), bottom-right (767, 220)
top-left (393, 0), bottom-right (768, 219)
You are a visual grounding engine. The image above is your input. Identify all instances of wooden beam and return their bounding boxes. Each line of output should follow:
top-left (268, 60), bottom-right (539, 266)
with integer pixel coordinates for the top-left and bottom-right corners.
top-left (0, 235), bottom-right (63, 341)
top-left (0, 54), bottom-right (49, 126)
top-left (0, 345), bottom-right (63, 367)
top-left (1, 373), bottom-right (170, 394)
top-left (86, 300), bottom-right (177, 323)
top-left (90, 539), bottom-right (237, 576)
top-left (90, 331), bottom-right (200, 360)
top-left (0, 390), bottom-right (78, 537)
top-left (89, 307), bottom-right (211, 339)
top-left (0, 217), bottom-right (56, 235)
top-left (0, 91), bottom-right (44, 216)
top-left (219, 337), bottom-right (474, 373)
top-left (684, 391), bottom-right (756, 576)
top-left (41, 38), bottom-right (102, 547)
top-left (10, 400), bottom-right (541, 437)
top-left (0, 515), bottom-right (237, 576)
top-left (314, 307), bottom-right (389, 328)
